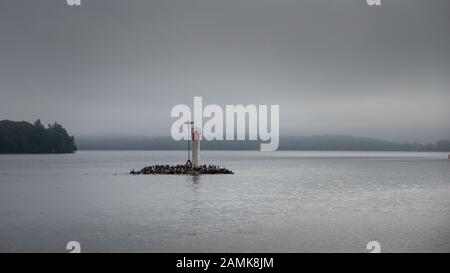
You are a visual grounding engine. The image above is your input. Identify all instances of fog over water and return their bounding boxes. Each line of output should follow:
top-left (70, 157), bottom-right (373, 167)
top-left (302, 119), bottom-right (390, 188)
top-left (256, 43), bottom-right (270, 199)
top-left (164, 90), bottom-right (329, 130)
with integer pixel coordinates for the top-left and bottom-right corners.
top-left (0, 0), bottom-right (449, 142)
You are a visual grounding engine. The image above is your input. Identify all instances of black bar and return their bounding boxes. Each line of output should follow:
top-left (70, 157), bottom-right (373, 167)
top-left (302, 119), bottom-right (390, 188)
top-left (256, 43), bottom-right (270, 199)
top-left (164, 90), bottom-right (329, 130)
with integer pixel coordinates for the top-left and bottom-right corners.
top-left (1, 253), bottom-right (447, 272)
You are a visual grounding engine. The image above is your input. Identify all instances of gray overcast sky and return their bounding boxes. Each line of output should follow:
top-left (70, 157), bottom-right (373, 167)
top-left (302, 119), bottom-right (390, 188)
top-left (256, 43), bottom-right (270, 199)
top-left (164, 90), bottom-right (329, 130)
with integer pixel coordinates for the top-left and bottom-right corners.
top-left (0, 0), bottom-right (449, 142)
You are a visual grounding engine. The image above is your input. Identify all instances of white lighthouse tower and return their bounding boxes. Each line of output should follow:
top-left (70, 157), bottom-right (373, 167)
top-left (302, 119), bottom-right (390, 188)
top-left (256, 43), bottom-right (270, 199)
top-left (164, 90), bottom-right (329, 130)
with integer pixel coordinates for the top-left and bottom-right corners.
top-left (192, 128), bottom-right (201, 167)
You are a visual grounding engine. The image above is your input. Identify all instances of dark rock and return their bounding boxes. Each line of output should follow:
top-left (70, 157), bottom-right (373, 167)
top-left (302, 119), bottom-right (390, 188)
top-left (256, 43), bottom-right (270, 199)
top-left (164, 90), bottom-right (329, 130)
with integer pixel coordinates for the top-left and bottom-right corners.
top-left (130, 163), bottom-right (234, 175)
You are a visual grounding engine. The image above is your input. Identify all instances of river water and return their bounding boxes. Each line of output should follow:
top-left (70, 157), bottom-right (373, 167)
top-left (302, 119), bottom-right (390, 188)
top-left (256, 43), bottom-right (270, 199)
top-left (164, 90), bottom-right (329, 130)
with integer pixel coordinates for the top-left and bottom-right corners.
top-left (0, 151), bottom-right (449, 252)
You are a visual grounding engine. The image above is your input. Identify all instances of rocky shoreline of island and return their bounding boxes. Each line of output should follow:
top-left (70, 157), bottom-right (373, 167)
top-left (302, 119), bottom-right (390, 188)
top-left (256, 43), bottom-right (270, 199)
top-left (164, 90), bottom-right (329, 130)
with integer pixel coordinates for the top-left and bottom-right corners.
top-left (130, 164), bottom-right (234, 175)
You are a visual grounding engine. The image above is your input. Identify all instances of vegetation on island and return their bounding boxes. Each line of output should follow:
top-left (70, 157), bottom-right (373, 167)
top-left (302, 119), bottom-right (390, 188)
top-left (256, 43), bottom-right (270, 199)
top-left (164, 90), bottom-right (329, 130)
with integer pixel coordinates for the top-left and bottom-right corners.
top-left (0, 120), bottom-right (77, 154)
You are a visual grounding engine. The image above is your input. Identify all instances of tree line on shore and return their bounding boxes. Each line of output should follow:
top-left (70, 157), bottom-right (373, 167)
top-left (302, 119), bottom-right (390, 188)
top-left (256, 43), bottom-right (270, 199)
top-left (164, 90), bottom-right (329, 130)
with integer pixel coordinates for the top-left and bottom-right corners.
top-left (1, 119), bottom-right (449, 153)
top-left (76, 135), bottom-right (450, 152)
top-left (0, 120), bottom-right (77, 154)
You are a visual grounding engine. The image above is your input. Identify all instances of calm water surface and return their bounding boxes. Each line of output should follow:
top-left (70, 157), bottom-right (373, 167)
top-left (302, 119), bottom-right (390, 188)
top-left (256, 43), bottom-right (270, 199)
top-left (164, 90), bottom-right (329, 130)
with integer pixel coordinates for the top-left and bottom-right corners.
top-left (0, 151), bottom-right (449, 252)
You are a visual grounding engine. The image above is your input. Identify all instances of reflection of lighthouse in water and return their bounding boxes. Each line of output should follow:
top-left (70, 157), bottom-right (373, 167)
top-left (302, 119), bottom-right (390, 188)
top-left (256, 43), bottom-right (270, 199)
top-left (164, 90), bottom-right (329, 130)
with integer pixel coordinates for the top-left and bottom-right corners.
top-left (192, 128), bottom-right (201, 167)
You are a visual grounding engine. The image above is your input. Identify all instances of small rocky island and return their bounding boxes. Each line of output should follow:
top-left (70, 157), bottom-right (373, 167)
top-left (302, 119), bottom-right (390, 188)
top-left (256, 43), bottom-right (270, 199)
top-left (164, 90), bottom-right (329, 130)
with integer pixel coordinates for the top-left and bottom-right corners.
top-left (130, 163), bottom-right (233, 175)
top-left (130, 126), bottom-right (233, 175)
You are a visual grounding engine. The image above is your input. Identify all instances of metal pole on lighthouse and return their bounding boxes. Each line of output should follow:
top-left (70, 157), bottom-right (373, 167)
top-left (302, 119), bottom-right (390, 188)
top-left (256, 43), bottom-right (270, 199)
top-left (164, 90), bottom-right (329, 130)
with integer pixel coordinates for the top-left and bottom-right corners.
top-left (184, 121), bottom-right (194, 163)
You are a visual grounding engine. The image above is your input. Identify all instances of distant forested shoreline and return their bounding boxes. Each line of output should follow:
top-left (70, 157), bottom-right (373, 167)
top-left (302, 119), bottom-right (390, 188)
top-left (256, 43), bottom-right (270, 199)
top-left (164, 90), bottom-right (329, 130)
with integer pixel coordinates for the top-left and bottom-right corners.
top-left (0, 120), bottom-right (77, 154)
top-left (1, 119), bottom-right (448, 153)
top-left (76, 135), bottom-right (450, 152)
